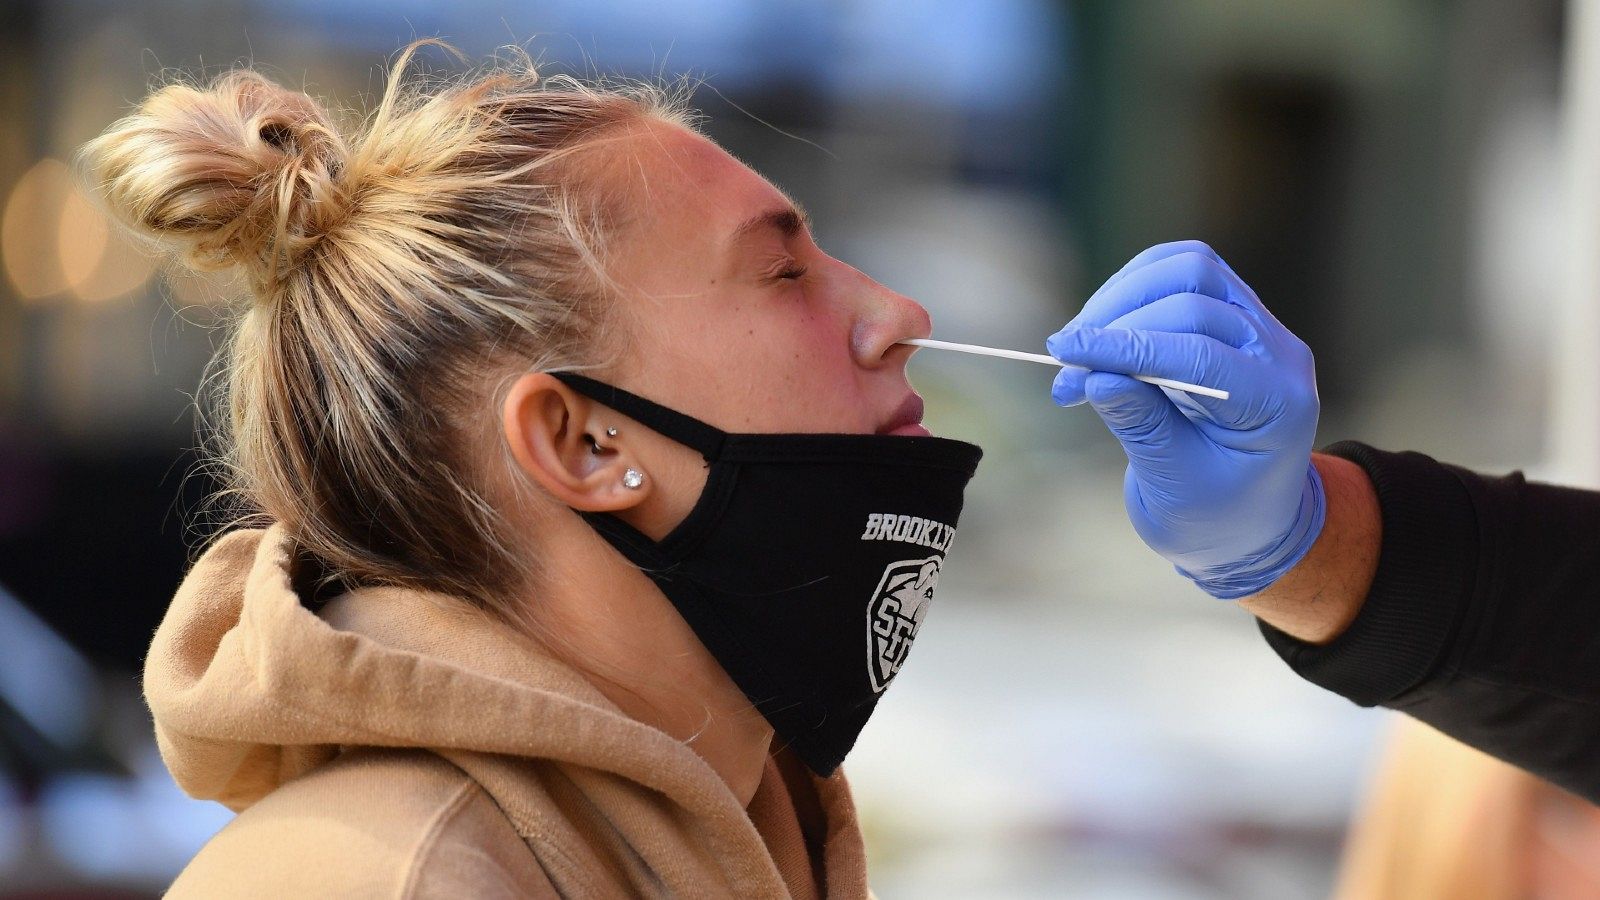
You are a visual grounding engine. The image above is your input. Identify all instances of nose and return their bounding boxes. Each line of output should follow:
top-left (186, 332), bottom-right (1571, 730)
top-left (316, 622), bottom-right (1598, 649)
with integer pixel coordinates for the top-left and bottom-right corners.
top-left (846, 267), bottom-right (933, 369)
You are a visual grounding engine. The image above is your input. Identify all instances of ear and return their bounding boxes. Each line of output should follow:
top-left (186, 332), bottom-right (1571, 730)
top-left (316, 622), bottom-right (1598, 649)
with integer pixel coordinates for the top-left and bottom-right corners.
top-left (501, 372), bottom-right (649, 513)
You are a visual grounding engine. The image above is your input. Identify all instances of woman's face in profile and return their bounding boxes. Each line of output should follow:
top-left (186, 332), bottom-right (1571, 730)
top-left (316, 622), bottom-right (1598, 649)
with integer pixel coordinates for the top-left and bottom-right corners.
top-left (602, 120), bottom-right (934, 439)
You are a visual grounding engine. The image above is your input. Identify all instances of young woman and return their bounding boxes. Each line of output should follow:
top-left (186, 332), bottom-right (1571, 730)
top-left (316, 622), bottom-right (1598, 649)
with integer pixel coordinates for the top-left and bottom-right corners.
top-left (83, 40), bottom-right (981, 897)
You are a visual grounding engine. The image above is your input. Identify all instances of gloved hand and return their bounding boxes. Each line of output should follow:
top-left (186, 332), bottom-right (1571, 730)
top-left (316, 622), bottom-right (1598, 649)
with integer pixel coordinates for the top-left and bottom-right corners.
top-left (1045, 241), bottom-right (1325, 599)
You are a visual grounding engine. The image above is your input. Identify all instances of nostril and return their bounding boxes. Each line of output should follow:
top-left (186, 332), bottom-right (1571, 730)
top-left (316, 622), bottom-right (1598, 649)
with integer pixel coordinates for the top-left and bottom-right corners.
top-left (850, 321), bottom-right (878, 362)
top-left (850, 283), bottom-right (932, 364)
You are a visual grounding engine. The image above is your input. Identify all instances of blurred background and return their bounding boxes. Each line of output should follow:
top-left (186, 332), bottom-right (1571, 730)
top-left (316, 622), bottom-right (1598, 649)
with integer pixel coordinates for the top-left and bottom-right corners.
top-left (0, 0), bottom-right (1594, 897)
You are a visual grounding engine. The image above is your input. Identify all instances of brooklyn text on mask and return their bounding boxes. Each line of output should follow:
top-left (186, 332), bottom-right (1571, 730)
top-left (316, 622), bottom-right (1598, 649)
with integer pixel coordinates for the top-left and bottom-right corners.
top-left (859, 513), bottom-right (958, 552)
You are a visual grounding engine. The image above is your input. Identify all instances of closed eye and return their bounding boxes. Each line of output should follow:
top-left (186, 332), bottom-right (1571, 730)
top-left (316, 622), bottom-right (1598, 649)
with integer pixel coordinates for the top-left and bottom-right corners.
top-left (762, 257), bottom-right (810, 282)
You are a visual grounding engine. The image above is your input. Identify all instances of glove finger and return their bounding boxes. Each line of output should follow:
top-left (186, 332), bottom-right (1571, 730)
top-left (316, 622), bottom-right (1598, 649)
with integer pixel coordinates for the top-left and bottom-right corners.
top-left (1203, 256), bottom-right (1282, 328)
top-left (1047, 325), bottom-right (1266, 424)
top-left (1051, 365), bottom-right (1088, 407)
top-left (1094, 292), bottom-right (1258, 349)
top-left (1083, 372), bottom-right (1190, 453)
top-left (1088, 240), bottom-right (1225, 305)
top-left (1052, 292), bottom-right (1251, 407)
top-left (1059, 250), bottom-right (1234, 333)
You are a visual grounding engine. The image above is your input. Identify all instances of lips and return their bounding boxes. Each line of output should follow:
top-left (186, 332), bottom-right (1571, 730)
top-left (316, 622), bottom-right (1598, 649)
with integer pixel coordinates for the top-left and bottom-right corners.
top-left (878, 393), bottom-right (929, 436)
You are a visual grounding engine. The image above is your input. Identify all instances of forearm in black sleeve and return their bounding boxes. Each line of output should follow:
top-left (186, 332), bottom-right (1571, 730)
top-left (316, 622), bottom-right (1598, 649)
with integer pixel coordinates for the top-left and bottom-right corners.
top-left (1257, 441), bottom-right (1600, 801)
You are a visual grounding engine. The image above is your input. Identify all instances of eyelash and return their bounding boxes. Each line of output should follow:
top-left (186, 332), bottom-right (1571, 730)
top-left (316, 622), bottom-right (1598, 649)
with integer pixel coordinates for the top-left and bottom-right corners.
top-left (776, 263), bottom-right (809, 281)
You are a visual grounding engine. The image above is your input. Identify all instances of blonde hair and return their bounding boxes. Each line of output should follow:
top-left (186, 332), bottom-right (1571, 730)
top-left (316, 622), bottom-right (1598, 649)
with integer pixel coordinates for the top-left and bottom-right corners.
top-left (77, 41), bottom-right (696, 621)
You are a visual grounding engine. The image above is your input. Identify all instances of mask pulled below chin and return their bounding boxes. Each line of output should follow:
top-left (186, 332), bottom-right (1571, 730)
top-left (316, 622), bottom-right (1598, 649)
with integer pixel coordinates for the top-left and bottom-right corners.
top-left (550, 371), bottom-right (983, 776)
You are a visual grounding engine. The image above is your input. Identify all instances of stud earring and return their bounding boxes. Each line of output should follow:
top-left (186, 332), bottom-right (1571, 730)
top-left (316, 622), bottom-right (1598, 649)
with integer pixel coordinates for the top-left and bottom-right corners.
top-left (621, 468), bottom-right (645, 490)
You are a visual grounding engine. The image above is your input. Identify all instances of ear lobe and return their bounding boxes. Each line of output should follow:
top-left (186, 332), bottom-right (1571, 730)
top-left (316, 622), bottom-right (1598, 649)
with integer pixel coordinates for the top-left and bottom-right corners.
top-left (501, 372), bottom-right (649, 513)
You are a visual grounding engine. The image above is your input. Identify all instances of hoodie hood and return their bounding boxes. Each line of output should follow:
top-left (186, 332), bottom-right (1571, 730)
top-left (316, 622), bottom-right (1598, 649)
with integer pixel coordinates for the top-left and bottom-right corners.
top-left (144, 523), bottom-right (867, 896)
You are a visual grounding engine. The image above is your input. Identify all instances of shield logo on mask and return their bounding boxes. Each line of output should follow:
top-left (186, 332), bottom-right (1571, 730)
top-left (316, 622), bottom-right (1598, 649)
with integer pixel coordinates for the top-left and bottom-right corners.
top-left (866, 555), bottom-right (941, 693)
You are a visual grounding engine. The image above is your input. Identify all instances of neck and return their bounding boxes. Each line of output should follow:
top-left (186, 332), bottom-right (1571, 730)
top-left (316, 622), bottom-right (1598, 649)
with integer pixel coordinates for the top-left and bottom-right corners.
top-left (524, 513), bottom-right (775, 806)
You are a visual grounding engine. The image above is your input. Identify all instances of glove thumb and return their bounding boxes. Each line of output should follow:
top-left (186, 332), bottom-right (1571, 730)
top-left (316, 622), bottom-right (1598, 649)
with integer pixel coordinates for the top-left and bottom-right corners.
top-left (1084, 372), bottom-right (1182, 451)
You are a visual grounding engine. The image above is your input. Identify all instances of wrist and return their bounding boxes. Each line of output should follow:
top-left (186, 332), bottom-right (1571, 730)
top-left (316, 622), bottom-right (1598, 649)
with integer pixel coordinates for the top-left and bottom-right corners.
top-left (1240, 452), bottom-right (1382, 644)
top-left (1177, 462), bottom-right (1328, 600)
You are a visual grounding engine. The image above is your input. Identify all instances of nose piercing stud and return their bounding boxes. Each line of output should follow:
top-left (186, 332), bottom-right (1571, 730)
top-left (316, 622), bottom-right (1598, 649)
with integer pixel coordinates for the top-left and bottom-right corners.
top-left (621, 468), bottom-right (645, 490)
top-left (606, 427), bottom-right (618, 437)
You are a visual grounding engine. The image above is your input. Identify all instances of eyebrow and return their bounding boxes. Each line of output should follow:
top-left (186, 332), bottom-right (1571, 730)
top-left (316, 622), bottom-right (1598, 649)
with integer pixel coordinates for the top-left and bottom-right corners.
top-left (728, 201), bottom-right (811, 245)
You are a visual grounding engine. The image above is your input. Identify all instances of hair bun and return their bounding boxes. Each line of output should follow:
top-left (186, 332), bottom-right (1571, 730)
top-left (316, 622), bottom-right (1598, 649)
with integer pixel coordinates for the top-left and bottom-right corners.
top-left (79, 69), bottom-right (353, 295)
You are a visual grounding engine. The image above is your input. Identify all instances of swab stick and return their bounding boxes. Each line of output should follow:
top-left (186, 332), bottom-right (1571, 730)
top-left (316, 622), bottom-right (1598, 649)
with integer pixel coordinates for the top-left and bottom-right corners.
top-left (900, 338), bottom-right (1231, 401)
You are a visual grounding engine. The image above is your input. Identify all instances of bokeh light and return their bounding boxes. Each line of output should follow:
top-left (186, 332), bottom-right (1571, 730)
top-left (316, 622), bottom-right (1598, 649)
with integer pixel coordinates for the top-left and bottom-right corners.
top-left (2, 156), bottom-right (153, 303)
top-left (60, 185), bottom-right (154, 303)
top-left (2, 157), bottom-right (74, 300)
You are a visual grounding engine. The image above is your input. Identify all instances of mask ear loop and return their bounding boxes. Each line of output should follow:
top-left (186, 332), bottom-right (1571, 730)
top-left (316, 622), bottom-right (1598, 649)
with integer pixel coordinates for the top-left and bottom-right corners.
top-left (550, 372), bottom-right (728, 460)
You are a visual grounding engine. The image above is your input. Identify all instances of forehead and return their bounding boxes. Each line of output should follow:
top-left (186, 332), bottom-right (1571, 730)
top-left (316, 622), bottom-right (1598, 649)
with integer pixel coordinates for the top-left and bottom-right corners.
top-left (612, 120), bottom-right (791, 236)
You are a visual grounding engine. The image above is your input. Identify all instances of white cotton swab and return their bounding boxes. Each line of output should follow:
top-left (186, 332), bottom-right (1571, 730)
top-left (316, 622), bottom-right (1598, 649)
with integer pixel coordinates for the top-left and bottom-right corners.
top-left (899, 338), bottom-right (1231, 401)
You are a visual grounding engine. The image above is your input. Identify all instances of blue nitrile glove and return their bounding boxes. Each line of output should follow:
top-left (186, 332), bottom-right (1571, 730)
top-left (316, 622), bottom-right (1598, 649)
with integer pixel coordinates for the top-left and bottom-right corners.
top-left (1045, 241), bottom-right (1325, 600)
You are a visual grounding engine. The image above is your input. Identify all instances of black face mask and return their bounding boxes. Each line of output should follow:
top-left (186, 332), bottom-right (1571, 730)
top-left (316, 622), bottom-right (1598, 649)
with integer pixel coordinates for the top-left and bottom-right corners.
top-left (550, 372), bottom-right (983, 776)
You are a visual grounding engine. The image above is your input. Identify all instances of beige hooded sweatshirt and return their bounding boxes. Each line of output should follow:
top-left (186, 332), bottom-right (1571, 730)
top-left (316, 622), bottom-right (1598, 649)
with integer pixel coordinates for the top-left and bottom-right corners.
top-left (143, 523), bottom-right (872, 898)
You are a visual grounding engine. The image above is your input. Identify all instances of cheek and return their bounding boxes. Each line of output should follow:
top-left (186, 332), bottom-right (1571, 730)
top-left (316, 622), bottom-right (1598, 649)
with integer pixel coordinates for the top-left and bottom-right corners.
top-left (708, 294), bottom-right (865, 430)
top-left (755, 301), bottom-right (869, 428)
top-left (629, 278), bottom-right (870, 432)
top-left (777, 308), bottom-right (844, 370)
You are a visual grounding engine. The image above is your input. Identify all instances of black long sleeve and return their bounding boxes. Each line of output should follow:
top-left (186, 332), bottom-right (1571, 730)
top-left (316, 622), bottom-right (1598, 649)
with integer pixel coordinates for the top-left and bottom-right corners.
top-left (1257, 441), bottom-right (1600, 800)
